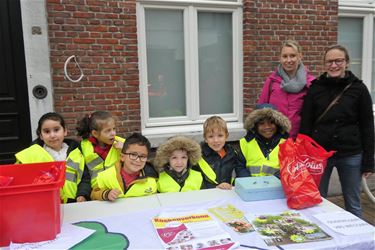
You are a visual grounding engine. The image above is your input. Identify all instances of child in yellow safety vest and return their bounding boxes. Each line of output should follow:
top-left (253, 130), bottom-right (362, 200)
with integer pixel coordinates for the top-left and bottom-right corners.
top-left (90, 133), bottom-right (158, 201)
top-left (193, 116), bottom-right (250, 189)
top-left (15, 112), bottom-right (91, 203)
top-left (239, 104), bottom-right (291, 177)
top-left (154, 136), bottom-right (203, 193)
top-left (76, 111), bottom-right (125, 187)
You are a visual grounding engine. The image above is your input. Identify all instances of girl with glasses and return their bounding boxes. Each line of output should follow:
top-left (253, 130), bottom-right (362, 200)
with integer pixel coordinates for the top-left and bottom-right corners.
top-left (300, 44), bottom-right (374, 218)
top-left (90, 133), bottom-right (158, 201)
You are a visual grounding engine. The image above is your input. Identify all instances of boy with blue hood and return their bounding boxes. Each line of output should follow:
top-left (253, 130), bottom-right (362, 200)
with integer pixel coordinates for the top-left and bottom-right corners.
top-left (239, 104), bottom-right (291, 177)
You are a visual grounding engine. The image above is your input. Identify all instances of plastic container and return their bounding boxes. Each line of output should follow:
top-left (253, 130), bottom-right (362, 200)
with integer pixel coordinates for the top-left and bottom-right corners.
top-left (235, 176), bottom-right (285, 202)
top-left (0, 161), bottom-right (66, 247)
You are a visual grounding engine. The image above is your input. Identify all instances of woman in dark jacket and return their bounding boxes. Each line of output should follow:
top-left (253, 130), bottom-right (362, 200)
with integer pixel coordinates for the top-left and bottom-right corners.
top-left (300, 44), bottom-right (374, 218)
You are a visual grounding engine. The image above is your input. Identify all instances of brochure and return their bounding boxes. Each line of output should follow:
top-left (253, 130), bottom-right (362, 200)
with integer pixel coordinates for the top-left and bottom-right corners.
top-left (208, 204), bottom-right (254, 234)
top-left (152, 210), bottom-right (238, 250)
top-left (246, 211), bottom-right (332, 246)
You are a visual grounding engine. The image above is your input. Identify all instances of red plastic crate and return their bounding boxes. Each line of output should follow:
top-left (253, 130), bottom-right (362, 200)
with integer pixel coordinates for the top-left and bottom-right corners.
top-left (0, 161), bottom-right (66, 247)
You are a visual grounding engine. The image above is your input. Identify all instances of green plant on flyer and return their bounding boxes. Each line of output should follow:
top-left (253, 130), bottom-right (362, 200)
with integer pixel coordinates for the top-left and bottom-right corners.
top-left (71, 221), bottom-right (129, 249)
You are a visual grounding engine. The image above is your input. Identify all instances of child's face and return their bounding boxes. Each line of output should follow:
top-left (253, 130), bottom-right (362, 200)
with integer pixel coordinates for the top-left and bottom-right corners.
top-left (169, 149), bottom-right (188, 173)
top-left (256, 119), bottom-right (277, 139)
top-left (121, 144), bottom-right (148, 174)
top-left (39, 119), bottom-right (67, 151)
top-left (92, 119), bottom-right (116, 146)
top-left (204, 128), bottom-right (227, 152)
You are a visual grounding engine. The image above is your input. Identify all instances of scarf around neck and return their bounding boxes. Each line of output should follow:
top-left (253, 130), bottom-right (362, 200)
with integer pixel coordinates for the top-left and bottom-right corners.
top-left (278, 62), bottom-right (307, 93)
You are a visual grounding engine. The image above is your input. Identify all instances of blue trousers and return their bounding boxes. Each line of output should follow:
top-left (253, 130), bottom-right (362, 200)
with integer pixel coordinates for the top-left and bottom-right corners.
top-left (319, 153), bottom-right (363, 218)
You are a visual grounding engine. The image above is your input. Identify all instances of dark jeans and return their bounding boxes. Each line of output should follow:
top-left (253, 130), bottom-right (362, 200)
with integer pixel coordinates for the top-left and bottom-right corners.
top-left (319, 153), bottom-right (362, 218)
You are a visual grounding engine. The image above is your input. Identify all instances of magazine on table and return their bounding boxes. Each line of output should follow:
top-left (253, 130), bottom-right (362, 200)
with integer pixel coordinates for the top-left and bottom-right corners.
top-left (246, 210), bottom-right (332, 246)
top-left (151, 210), bottom-right (238, 250)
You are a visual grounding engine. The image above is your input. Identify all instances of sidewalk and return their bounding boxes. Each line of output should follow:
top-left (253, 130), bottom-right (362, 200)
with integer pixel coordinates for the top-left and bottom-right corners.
top-left (327, 192), bottom-right (375, 226)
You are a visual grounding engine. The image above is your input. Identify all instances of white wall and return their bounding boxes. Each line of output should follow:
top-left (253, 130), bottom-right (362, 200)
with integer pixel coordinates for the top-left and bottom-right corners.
top-left (20, 0), bottom-right (53, 139)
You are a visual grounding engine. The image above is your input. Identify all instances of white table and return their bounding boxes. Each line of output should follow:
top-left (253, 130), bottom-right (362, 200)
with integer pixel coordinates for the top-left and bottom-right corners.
top-left (62, 189), bottom-right (374, 250)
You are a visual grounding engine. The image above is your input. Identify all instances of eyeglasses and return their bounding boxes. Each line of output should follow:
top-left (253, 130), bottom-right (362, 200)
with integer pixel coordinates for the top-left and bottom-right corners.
top-left (325, 58), bottom-right (346, 66)
top-left (123, 152), bottom-right (148, 162)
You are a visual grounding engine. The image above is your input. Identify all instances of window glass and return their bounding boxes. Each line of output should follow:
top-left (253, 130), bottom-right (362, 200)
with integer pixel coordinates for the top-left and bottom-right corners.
top-left (198, 12), bottom-right (233, 115)
top-left (145, 9), bottom-right (186, 118)
top-left (338, 17), bottom-right (363, 78)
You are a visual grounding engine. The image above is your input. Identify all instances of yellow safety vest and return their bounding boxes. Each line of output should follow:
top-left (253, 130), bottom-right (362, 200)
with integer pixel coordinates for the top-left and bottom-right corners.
top-left (15, 144), bottom-right (85, 203)
top-left (239, 138), bottom-right (284, 176)
top-left (197, 158), bottom-right (218, 185)
top-left (157, 169), bottom-right (203, 193)
top-left (80, 136), bottom-right (125, 187)
top-left (97, 166), bottom-right (157, 198)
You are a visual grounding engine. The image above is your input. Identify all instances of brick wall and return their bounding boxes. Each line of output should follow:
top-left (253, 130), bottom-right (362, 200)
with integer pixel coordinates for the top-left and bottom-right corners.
top-left (47, 0), bottom-right (339, 137)
top-left (243, 0), bottom-right (338, 114)
top-left (46, 0), bottom-right (139, 137)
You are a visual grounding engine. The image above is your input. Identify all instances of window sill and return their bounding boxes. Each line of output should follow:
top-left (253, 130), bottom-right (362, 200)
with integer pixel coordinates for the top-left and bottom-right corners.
top-left (143, 122), bottom-right (246, 148)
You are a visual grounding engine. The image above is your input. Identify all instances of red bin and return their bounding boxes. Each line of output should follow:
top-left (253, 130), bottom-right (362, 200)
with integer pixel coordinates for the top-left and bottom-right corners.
top-left (0, 161), bottom-right (66, 247)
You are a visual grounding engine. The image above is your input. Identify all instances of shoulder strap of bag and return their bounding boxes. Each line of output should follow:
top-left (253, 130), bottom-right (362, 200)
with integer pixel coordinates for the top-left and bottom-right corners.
top-left (315, 82), bottom-right (353, 124)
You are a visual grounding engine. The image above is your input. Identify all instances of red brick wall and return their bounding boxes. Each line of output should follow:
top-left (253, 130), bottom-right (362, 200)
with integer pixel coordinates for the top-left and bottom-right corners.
top-left (46, 0), bottom-right (139, 137)
top-left (46, 0), bottom-right (338, 137)
top-left (243, 0), bottom-right (338, 114)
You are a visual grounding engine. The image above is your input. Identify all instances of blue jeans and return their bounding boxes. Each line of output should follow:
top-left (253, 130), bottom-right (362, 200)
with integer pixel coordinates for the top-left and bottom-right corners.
top-left (319, 153), bottom-right (363, 218)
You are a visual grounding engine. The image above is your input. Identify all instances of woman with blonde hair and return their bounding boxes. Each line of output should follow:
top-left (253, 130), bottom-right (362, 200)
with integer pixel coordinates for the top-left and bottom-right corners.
top-left (258, 40), bottom-right (315, 138)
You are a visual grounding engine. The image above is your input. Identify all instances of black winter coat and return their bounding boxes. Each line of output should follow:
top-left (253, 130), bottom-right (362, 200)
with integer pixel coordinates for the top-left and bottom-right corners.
top-left (193, 142), bottom-right (250, 189)
top-left (300, 71), bottom-right (374, 173)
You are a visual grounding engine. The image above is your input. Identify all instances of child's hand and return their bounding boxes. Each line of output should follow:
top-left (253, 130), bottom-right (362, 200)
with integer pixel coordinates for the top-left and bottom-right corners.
top-left (216, 182), bottom-right (233, 190)
top-left (76, 196), bottom-right (87, 202)
top-left (108, 188), bottom-right (121, 201)
top-left (114, 140), bottom-right (124, 150)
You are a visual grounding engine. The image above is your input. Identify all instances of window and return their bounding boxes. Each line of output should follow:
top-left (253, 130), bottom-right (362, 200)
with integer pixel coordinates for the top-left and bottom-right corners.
top-left (339, 0), bottom-right (375, 101)
top-left (137, 0), bottom-right (243, 137)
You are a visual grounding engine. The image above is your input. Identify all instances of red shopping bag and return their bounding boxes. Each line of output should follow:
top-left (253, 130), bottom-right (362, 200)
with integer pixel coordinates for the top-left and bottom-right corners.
top-left (279, 136), bottom-right (334, 209)
top-left (295, 134), bottom-right (335, 186)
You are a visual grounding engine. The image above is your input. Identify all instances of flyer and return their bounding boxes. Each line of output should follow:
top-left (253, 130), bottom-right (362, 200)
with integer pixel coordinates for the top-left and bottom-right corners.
top-left (313, 211), bottom-right (375, 236)
top-left (208, 204), bottom-right (254, 234)
top-left (246, 211), bottom-right (332, 246)
top-left (152, 210), bottom-right (238, 250)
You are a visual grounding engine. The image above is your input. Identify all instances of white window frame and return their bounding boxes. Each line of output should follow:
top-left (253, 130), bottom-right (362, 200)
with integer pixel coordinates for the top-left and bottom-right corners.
top-left (339, 0), bottom-right (375, 95)
top-left (137, 0), bottom-right (244, 145)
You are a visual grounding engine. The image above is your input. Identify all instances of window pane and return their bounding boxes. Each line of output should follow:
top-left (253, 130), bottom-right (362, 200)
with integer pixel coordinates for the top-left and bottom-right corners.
top-left (145, 9), bottom-right (186, 118)
top-left (338, 17), bottom-right (363, 78)
top-left (198, 12), bottom-right (233, 115)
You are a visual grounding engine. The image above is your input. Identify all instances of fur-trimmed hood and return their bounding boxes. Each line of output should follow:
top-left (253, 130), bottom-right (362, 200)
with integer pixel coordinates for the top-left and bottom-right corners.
top-left (153, 136), bottom-right (202, 169)
top-left (244, 108), bottom-right (291, 133)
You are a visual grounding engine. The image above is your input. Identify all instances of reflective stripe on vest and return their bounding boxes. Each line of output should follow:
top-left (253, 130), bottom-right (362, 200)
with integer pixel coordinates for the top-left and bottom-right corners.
top-left (61, 148), bottom-right (85, 203)
top-left (80, 136), bottom-right (125, 187)
top-left (197, 158), bottom-right (218, 185)
top-left (97, 166), bottom-right (157, 198)
top-left (239, 138), bottom-right (284, 176)
top-left (157, 169), bottom-right (203, 193)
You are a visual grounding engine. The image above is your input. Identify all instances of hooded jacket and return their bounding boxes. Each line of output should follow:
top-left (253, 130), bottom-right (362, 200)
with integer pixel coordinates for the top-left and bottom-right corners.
top-left (240, 107), bottom-right (291, 176)
top-left (300, 71), bottom-right (374, 173)
top-left (258, 68), bottom-right (315, 138)
top-left (154, 136), bottom-right (203, 192)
